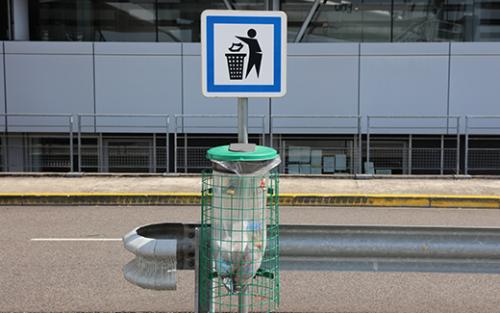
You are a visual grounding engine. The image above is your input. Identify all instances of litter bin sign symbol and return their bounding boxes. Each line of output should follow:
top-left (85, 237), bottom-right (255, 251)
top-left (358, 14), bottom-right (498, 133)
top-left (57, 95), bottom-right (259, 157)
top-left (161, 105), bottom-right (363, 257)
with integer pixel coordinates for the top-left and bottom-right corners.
top-left (226, 43), bottom-right (246, 80)
top-left (226, 29), bottom-right (263, 80)
top-left (201, 10), bottom-right (287, 98)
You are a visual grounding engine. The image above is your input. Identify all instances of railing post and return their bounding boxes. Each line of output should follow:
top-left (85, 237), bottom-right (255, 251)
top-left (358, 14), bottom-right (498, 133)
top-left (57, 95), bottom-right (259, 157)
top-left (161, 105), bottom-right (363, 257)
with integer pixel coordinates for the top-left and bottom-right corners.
top-left (152, 133), bottom-right (157, 173)
top-left (280, 135), bottom-right (285, 174)
top-left (465, 116), bottom-right (469, 175)
top-left (77, 115), bottom-right (82, 172)
top-left (358, 116), bottom-right (362, 174)
top-left (166, 116), bottom-right (170, 173)
top-left (408, 134), bottom-right (412, 175)
top-left (261, 116), bottom-right (265, 146)
top-left (98, 132), bottom-right (104, 172)
top-left (174, 116), bottom-right (178, 173)
top-left (456, 117), bottom-right (460, 175)
top-left (270, 116), bottom-right (274, 148)
top-left (440, 134), bottom-right (444, 175)
top-left (69, 115), bottom-right (74, 172)
top-left (349, 138), bottom-right (354, 174)
top-left (366, 117), bottom-right (370, 173)
top-left (184, 133), bottom-right (188, 174)
top-left (2, 114), bottom-right (7, 172)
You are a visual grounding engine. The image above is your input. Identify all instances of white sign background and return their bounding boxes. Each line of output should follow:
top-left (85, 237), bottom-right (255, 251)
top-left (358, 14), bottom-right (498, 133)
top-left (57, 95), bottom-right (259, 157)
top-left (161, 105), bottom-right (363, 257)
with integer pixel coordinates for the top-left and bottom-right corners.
top-left (213, 24), bottom-right (274, 85)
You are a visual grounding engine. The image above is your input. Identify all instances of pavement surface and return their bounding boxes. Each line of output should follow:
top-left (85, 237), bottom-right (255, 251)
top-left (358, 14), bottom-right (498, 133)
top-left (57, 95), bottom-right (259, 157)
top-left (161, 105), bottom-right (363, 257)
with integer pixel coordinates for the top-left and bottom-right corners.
top-left (1, 205), bottom-right (500, 312)
top-left (0, 175), bottom-right (500, 196)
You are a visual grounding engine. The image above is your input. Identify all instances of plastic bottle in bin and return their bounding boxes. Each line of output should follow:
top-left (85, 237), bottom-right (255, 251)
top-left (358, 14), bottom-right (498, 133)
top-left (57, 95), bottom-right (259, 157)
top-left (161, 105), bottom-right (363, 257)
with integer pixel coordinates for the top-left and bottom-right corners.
top-left (207, 144), bottom-right (280, 292)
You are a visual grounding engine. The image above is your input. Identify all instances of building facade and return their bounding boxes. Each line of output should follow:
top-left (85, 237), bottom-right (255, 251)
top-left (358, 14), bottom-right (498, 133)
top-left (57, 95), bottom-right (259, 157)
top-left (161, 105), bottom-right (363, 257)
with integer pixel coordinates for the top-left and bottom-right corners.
top-left (0, 0), bottom-right (499, 174)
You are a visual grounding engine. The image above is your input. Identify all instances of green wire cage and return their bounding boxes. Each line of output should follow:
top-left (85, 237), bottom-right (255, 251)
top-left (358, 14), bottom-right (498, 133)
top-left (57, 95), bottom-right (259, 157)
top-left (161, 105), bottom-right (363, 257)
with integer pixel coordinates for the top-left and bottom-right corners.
top-left (200, 169), bottom-right (280, 312)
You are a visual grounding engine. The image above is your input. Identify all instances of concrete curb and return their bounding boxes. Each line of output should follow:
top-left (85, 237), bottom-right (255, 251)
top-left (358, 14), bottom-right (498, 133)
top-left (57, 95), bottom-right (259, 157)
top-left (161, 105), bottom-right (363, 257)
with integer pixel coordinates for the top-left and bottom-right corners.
top-left (0, 172), bottom-right (499, 179)
top-left (0, 193), bottom-right (499, 208)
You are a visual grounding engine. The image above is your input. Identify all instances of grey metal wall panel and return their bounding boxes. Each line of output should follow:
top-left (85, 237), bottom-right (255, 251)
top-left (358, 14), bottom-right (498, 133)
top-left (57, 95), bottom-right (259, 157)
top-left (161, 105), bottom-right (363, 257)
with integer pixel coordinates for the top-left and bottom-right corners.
top-left (361, 42), bottom-right (449, 56)
top-left (449, 43), bottom-right (500, 134)
top-left (451, 42), bottom-right (500, 55)
top-left (5, 41), bottom-right (93, 54)
top-left (182, 51), bottom-right (269, 134)
top-left (360, 43), bottom-right (449, 134)
top-left (5, 42), bottom-right (93, 132)
top-left (288, 43), bottom-right (359, 56)
top-left (94, 43), bottom-right (182, 133)
top-left (94, 42), bottom-right (181, 55)
top-left (272, 44), bottom-right (359, 134)
top-left (183, 43), bottom-right (201, 56)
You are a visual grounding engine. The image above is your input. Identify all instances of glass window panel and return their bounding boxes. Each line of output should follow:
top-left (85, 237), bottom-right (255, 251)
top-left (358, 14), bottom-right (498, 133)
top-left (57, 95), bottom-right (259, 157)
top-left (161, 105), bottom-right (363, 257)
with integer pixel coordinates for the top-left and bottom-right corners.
top-left (157, 0), bottom-right (225, 42)
top-left (24, 0), bottom-right (500, 42)
top-left (359, 0), bottom-right (393, 41)
top-left (94, 0), bottom-right (156, 42)
top-left (157, 0), bottom-right (265, 42)
top-left (0, 0), bottom-right (9, 40)
top-left (29, 1), bottom-right (95, 41)
top-left (282, 0), bottom-right (392, 42)
top-left (392, 0), bottom-right (474, 42)
top-left (474, 0), bottom-right (500, 41)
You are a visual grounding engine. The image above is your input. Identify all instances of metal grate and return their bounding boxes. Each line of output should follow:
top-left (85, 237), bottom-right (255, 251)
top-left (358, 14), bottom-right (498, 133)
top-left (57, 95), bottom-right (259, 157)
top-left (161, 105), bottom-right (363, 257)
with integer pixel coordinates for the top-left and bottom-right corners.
top-left (78, 135), bottom-right (168, 173)
top-left (469, 149), bottom-right (500, 170)
top-left (200, 171), bottom-right (280, 313)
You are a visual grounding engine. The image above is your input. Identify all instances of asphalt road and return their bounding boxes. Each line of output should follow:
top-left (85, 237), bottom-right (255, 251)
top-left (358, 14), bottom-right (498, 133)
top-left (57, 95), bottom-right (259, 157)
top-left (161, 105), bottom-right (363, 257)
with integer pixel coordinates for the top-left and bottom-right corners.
top-left (1, 205), bottom-right (500, 313)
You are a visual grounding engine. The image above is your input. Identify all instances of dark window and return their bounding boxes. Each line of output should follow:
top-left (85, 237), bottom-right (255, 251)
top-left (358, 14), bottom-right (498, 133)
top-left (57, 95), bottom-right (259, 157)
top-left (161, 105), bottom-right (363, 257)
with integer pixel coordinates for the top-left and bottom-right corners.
top-left (157, 0), bottom-right (264, 42)
top-left (283, 0), bottom-right (391, 42)
top-left (26, 0), bottom-right (500, 42)
top-left (282, 0), bottom-right (491, 42)
top-left (28, 1), bottom-right (95, 41)
top-left (0, 0), bottom-right (9, 40)
top-left (94, 0), bottom-right (156, 42)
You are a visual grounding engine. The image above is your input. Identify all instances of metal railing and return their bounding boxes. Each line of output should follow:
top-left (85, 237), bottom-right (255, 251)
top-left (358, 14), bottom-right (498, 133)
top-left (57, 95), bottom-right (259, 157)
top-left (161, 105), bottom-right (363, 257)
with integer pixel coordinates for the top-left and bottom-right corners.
top-left (77, 114), bottom-right (170, 172)
top-left (0, 113), bottom-right (500, 174)
top-left (270, 115), bottom-right (362, 173)
top-left (465, 116), bottom-right (500, 175)
top-left (366, 116), bottom-right (460, 174)
top-left (0, 113), bottom-right (74, 172)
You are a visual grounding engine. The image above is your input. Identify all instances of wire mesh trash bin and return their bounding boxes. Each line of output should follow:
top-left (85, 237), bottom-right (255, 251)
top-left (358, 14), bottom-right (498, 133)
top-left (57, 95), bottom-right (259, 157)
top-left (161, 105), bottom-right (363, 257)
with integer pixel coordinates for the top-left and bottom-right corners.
top-left (226, 53), bottom-right (247, 80)
top-left (200, 143), bottom-right (281, 313)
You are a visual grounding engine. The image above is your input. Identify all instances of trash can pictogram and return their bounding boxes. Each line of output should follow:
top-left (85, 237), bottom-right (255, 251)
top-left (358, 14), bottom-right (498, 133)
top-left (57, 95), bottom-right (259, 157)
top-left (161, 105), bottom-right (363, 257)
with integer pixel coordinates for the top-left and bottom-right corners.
top-left (226, 53), bottom-right (246, 80)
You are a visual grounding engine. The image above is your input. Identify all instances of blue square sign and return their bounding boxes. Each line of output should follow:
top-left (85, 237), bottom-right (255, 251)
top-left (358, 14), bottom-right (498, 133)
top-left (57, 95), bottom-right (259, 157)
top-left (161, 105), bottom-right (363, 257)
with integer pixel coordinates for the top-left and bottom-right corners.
top-left (201, 10), bottom-right (287, 98)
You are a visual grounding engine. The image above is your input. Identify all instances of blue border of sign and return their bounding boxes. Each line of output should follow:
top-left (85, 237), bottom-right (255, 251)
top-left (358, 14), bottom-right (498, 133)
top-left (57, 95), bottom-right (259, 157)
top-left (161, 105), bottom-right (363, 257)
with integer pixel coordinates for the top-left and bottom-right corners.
top-left (206, 15), bottom-right (281, 93)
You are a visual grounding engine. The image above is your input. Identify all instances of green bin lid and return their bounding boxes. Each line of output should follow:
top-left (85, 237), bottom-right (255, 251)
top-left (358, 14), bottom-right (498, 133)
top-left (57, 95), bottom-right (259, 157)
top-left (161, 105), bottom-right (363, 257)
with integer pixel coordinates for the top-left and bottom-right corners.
top-left (207, 145), bottom-right (278, 161)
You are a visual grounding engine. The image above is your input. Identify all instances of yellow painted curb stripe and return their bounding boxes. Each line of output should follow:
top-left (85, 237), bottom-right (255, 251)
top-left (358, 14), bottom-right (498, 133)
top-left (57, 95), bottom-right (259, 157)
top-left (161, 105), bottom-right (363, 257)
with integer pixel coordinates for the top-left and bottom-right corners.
top-left (0, 192), bottom-right (200, 197)
top-left (0, 193), bottom-right (498, 208)
top-left (280, 193), bottom-right (500, 200)
top-left (0, 192), bottom-right (498, 199)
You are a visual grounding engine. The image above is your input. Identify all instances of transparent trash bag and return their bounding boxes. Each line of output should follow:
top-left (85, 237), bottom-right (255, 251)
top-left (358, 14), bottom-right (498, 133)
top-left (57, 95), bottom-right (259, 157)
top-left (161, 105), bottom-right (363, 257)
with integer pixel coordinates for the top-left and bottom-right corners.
top-left (211, 157), bottom-right (280, 293)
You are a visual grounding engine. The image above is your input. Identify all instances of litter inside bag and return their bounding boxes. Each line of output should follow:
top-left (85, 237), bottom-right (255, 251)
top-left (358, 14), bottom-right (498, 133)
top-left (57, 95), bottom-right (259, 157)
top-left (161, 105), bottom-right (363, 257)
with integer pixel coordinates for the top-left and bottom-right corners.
top-left (213, 220), bottom-right (265, 292)
top-left (211, 157), bottom-right (280, 292)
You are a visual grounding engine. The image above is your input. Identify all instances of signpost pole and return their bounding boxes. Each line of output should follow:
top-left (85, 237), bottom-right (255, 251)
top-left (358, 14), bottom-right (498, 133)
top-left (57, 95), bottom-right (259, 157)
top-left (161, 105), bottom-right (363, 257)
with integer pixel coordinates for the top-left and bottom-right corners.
top-left (237, 97), bottom-right (249, 313)
top-left (237, 98), bottom-right (249, 313)
top-left (238, 97), bottom-right (249, 144)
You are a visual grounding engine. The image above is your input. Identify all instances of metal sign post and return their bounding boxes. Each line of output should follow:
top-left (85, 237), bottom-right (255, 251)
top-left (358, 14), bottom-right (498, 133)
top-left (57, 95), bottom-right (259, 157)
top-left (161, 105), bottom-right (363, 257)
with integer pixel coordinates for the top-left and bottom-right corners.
top-left (237, 98), bottom-right (248, 144)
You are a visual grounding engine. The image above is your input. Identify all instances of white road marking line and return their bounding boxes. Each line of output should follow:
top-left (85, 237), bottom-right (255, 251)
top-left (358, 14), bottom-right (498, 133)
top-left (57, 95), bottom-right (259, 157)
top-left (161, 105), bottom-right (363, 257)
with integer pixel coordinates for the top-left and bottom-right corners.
top-left (31, 238), bottom-right (121, 242)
